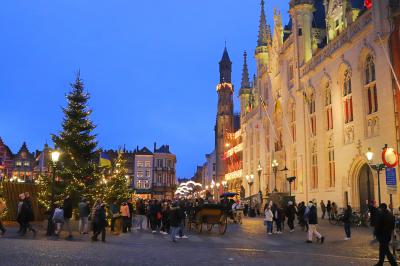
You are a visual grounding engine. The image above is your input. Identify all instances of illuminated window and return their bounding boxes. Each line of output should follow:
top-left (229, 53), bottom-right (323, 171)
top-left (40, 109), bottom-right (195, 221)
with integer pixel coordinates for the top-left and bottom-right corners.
top-left (137, 161), bottom-right (143, 167)
top-left (364, 55), bottom-right (377, 114)
top-left (325, 84), bottom-right (333, 131)
top-left (309, 94), bottom-right (316, 136)
top-left (311, 153), bottom-right (318, 190)
top-left (137, 171), bottom-right (143, 178)
top-left (145, 161), bottom-right (151, 167)
top-left (328, 149), bottom-right (335, 188)
top-left (342, 70), bottom-right (353, 123)
top-left (145, 170), bottom-right (151, 178)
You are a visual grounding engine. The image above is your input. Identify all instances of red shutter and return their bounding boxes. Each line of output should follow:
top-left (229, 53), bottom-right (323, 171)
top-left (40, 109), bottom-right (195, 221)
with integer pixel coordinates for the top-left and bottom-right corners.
top-left (344, 99), bottom-right (348, 123)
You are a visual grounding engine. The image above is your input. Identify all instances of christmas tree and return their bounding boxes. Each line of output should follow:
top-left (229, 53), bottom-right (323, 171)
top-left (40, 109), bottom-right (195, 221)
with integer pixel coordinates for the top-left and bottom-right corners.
top-left (51, 72), bottom-right (99, 205)
top-left (103, 150), bottom-right (131, 204)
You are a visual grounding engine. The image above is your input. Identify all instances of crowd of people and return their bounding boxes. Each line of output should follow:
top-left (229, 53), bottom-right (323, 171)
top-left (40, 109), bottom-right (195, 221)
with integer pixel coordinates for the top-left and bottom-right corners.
top-left (263, 199), bottom-right (398, 266)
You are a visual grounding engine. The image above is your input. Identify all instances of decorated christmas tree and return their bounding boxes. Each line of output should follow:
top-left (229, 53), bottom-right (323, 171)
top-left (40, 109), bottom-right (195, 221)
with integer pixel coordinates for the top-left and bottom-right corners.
top-left (51, 72), bottom-right (99, 205)
top-left (103, 150), bottom-right (131, 204)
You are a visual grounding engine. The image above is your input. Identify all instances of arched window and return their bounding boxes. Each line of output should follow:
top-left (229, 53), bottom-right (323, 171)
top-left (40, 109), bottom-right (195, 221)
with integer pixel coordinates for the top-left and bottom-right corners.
top-left (365, 55), bottom-right (377, 114)
top-left (309, 93), bottom-right (316, 136)
top-left (289, 102), bottom-right (296, 142)
top-left (325, 83), bottom-right (333, 130)
top-left (342, 70), bottom-right (353, 123)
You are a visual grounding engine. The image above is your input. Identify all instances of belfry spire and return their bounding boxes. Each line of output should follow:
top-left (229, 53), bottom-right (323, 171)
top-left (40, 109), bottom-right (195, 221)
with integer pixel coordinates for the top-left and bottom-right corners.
top-left (219, 46), bottom-right (232, 83)
top-left (241, 51), bottom-right (250, 89)
top-left (257, 0), bottom-right (269, 47)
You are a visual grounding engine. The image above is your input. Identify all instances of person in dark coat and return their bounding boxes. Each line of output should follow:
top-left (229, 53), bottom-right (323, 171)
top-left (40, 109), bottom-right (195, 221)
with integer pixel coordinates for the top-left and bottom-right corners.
top-left (20, 192), bottom-right (36, 236)
top-left (369, 201), bottom-right (378, 238)
top-left (374, 203), bottom-right (397, 266)
top-left (306, 201), bottom-right (324, 244)
top-left (286, 201), bottom-right (297, 232)
top-left (343, 204), bottom-right (352, 240)
top-left (127, 199), bottom-right (134, 232)
top-left (92, 203), bottom-right (107, 242)
top-left (149, 200), bottom-right (161, 233)
top-left (169, 202), bottom-right (182, 242)
top-left (63, 196), bottom-right (73, 239)
top-left (326, 200), bottom-right (332, 220)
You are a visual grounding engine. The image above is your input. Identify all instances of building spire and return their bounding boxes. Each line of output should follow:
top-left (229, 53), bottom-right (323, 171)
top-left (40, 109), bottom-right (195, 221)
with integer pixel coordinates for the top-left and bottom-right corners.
top-left (257, 0), bottom-right (269, 47)
top-left (219, 46), bottom-right (232, 83)
top-left (241, 51), bottom-right (250, 89)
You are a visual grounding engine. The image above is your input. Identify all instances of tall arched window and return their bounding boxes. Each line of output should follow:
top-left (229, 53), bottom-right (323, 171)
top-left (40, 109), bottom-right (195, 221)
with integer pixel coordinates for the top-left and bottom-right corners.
top-left (309, 93), bottom-right (316, 136)
top-left (325, 83), bottom-right (333, 130)
top-left (342, 70), bottom-right (353, 123)
top-left (290, 102), bottom-right (296, 142)
top-left (365, 55), bottom-right (377, 114)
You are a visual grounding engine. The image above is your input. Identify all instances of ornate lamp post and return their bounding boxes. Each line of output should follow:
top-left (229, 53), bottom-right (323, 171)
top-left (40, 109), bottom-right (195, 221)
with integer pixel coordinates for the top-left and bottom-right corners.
top-left (257, 161), bottom-right (263, 195)
top-left (366, 147), bottom-right (385, 205)
top-left (271, 159), bottom-right (279, 192)
top-left (46, 149), bottom-right (60, 236)
top-left (286, 176), bottom-right (296, 197)
top-left (246, 174), bottom-right (254, 215)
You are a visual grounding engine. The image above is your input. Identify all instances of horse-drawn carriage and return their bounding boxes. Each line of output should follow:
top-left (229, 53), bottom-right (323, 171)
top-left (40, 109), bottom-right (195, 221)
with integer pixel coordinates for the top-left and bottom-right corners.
top-left (187, 203), bottom-right (228, 235)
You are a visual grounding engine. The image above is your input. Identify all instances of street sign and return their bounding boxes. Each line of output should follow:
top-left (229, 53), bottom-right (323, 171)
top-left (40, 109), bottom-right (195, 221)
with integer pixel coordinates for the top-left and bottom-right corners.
top-left (385, 167), bottom-right (397, 193)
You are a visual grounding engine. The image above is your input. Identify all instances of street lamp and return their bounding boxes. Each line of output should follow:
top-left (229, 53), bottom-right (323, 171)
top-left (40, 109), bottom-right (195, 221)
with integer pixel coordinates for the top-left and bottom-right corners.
top-left (246, 174), bottom-right (254, 216)
top-left (286, 176), bottom-right (296, 197)
top-left (47, 149), bottom-right (60, 236)
top-left (257, 161), bottom-right (263, 195)
top-left (366, 147), bottom-right (385, 205)
top-left (272, 159), bottom-right (279, 192)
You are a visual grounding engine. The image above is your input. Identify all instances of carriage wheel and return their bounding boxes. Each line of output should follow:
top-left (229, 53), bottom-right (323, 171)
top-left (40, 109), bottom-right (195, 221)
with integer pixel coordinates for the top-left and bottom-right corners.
top-left (219, 216), bottom-right (228, 235)
top-left (206, 224), bottom-right (213, 232)
top-left (196, 222), bottom-right (203, 233)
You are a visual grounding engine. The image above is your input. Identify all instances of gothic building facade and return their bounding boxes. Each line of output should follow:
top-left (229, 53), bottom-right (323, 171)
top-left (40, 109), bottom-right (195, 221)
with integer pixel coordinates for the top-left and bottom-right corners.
top-left (235, 0), bottom-right (400, 211)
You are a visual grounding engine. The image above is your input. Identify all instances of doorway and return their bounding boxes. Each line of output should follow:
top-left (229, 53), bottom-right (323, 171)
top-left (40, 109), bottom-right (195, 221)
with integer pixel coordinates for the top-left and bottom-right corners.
top-left (358, 164), bottom-right (374, 213)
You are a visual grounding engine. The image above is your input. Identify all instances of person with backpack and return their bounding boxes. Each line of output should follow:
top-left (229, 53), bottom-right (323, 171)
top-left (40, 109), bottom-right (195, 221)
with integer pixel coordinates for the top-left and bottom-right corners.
top-left (52, 205), bottom-right (64, 236)
top-left (306, 201), bottom-right (325, 244)
top-left (78, 197), bottom-right (90, 234)
top-left (92, 203), bottom-right (107, 242)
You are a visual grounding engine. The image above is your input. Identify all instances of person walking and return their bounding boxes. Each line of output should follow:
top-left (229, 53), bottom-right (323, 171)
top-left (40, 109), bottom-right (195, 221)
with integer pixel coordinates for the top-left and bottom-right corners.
top-left (178, 200), bottom-right (188, 239)
top-left (109, 201), bottom-right (120, 234)
top-left (264, 205), bottom-right (273, 235)
top-left (306, 201), bottom-right (324, 244)
top-left (92, 203), bottom-right (107, 242)
top-left (63, 196), bottom-right (73, 239)
top-left (326, 200), bottom-right (332, 220)
top-left (78, 197), bottom-right (90, 234)
top-left (343, 204), bottom-right (352, 240)
top-left (20, 192), bottom-right (36, 236)
top-left (286, 201), bottom-right (297, 232)
top-left (160, 202), bottom-right (170, 235)
top-left (120, 201), bottom-right (130, 233)
top-left (16, 193), bottom-right (25, 233)
top-left (374, 203), bottom-right (397, 266)
top-left (0, 198), bottom-right (7, 235)
top-left (52, 205), bottom-right (64, 236)
top-left (320, 200), bottom-right (326, 219)
top-left (169, 202), bottom-right (182, 242)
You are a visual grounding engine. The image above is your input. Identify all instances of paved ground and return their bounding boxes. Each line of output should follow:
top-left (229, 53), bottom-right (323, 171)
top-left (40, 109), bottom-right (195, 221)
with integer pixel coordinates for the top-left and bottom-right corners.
top-left (0, 217), bottom-right (391, 266)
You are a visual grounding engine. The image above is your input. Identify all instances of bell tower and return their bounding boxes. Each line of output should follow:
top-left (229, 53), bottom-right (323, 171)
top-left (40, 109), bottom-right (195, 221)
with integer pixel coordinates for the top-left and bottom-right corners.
top-left (215, 46), bottom-right (234, 184)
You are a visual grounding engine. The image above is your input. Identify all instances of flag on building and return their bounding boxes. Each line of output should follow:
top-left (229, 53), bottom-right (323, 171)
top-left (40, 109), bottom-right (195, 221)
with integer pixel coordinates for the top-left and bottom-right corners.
top-left (100, 152), bottom-right (112, 168)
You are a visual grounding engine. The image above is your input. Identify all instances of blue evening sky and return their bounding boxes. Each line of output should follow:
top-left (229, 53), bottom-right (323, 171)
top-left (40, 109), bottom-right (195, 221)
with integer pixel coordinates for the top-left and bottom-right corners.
top-left (0, 0), bottom-right (288, 178)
